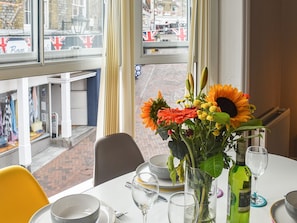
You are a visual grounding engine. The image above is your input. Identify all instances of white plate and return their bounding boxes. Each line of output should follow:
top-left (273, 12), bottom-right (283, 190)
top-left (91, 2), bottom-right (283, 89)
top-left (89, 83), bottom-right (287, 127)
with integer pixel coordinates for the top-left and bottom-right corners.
top-left (29, 201), bottom-right (116, 223)
top-left (136, 162), bottom-right (184, 191)
top-left (270, 199), bottom-right (297, 223)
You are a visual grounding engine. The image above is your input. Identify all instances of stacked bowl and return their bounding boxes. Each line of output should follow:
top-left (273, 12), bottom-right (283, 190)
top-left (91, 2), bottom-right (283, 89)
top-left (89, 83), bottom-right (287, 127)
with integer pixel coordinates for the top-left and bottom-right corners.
top-left (50, 194), bottom-right (100, 223)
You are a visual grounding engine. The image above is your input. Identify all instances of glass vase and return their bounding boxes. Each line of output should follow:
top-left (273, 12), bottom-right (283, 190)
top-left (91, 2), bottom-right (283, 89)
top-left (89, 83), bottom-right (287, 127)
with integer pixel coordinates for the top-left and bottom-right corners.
top-left (185, 164), bottom-right (217, 223)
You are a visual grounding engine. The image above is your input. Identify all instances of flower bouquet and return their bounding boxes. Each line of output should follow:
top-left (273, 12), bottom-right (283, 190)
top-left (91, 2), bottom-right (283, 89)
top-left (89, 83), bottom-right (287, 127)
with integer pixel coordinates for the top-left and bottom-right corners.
top-left (141, 67), bottom-right (264, 222)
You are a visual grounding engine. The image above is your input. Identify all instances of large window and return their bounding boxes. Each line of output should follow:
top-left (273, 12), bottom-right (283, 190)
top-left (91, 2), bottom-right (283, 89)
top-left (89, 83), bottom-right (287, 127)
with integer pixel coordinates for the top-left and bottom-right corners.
top-left (135, 0), bottom-right (190, 64)
top-left (0, 0), bottom-right (104, 79)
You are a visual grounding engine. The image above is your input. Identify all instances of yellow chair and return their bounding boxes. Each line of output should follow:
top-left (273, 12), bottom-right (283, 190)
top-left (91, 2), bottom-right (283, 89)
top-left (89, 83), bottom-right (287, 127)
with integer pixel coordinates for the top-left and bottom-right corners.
top-left (0, 165), bottom-right (49, 223)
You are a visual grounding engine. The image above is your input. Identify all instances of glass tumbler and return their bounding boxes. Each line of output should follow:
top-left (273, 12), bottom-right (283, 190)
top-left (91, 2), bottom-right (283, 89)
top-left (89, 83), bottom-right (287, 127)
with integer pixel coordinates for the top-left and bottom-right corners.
top-left (168, 191), bottom-right (199, 223)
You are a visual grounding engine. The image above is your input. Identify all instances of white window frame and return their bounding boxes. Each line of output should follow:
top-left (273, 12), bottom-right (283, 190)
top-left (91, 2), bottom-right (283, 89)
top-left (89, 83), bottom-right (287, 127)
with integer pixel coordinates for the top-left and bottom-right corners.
top-left (0, 0), bottom-right (103, 80)
top-left (134, 0), bottom-right (191, 65)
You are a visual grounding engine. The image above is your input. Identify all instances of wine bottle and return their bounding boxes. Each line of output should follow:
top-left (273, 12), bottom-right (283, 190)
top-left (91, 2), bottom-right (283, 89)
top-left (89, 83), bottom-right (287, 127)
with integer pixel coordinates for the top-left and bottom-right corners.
top-left (227, 140), bottom-right (252, 223)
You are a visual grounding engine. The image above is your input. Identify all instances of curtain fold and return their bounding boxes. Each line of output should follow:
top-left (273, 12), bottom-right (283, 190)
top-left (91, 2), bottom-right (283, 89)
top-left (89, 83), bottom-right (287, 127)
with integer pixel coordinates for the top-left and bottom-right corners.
top-left (187, 0), bottom-right (197, 74)
top-left (187, 0), bottom-right (210, 92)
top-left (97, 0), bottom-right (120, 139)
top-left (120, 0), bottom-right (135, 137)
top-left (197, 0), bottom-right (210, 87)
top-left (96, 0), bottom-right (135, 139)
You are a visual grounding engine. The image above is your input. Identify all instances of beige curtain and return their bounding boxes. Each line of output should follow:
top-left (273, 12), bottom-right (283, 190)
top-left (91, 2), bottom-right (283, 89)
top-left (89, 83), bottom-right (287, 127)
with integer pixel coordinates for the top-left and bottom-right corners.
top-left (120, 1), bottom-right (135, 137)
top-left (96, 0), bottom-right (135, 139)
top-left (187, 0), bottom-right (197, 74)
top-left (197, 0), bottom-right (210, 78)
top-left (187, 0), bottom-right (210, 91)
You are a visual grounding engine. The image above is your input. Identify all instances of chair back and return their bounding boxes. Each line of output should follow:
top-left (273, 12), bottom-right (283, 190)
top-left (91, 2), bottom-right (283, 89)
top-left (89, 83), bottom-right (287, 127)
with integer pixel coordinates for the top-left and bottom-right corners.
top-left (94, 132), bottom-right (144, 186)
top-left (0, 165), bottom-right (49, 223)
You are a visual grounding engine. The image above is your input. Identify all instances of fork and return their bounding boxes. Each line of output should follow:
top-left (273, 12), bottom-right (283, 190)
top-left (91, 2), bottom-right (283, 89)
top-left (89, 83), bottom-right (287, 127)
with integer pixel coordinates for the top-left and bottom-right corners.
top-left (125, 181), bottom-right (168, 202)
top-left (115, 210), bottom-right (128, 218)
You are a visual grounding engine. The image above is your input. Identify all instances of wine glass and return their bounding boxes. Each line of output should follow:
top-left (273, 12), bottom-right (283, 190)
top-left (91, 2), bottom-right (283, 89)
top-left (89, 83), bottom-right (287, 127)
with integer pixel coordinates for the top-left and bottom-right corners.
top-left (168, 191), bottom-right (199, 223)
top-left (131, 172), bottom-right (159, 223)
top-left (245, 145), bottom-right (268, 207)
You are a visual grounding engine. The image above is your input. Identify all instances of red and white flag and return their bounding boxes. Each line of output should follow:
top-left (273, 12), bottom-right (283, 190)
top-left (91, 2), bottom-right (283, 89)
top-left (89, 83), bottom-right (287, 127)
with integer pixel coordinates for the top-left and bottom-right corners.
top-left (50, 36), bottom-right (66, 50)
top-left (143, 31), bottom-right (157, 42)
top-left (172, 27), bottom-right (187, 41)
top-left (0, 37), bottom-right (9, 53)
top-left (80, 35), bottom-right (95, 48)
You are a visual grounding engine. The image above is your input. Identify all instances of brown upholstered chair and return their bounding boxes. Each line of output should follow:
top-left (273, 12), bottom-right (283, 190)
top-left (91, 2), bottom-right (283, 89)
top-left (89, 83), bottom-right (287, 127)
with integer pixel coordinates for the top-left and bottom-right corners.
top-left (93, 132), bottom-right (144, 186)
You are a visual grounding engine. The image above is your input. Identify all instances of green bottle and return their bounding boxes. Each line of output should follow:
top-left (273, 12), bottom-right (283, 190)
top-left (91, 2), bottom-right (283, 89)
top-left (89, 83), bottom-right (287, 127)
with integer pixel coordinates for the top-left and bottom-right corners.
top-left (227, 140), bottom-right (252, 223)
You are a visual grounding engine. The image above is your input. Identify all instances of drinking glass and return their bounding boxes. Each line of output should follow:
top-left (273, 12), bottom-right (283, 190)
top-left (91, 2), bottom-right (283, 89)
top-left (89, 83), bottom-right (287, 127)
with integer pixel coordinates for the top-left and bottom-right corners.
top-left (168, 191), bottom-right (199, 223)
top-left (246, 145), bottom-right (268, 207)
top-left (131, 172), bottom-right (159, 223)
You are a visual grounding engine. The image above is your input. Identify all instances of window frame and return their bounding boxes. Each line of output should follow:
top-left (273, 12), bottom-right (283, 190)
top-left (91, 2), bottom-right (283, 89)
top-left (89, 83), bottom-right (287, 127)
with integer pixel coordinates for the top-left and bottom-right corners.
top-left (0, 0), bottom-right (103, 80)
top-left (134, 0), bottom-right (191, 65)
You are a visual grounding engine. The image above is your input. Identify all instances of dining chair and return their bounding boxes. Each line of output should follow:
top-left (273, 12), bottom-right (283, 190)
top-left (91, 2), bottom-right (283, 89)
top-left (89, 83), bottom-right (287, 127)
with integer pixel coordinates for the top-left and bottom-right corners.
top-left (94, 132), bottom-right (145, 186)
top-left (0, 165), bottom-right (49, 223)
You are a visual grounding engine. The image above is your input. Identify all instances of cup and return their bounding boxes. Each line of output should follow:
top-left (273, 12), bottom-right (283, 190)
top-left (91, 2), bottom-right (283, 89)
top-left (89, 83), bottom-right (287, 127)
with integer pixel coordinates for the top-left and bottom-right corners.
top-left (168, 191), bottom-right (199, 223)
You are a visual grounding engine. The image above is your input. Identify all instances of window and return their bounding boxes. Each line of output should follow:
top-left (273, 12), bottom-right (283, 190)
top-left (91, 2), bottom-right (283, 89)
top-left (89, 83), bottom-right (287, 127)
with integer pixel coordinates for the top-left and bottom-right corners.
top-left (0, 0), bottom-right (104, 79)
top-left (24, 0), bottom-right (31, 25)
top-left (135, 0), bottom-right (190, 64)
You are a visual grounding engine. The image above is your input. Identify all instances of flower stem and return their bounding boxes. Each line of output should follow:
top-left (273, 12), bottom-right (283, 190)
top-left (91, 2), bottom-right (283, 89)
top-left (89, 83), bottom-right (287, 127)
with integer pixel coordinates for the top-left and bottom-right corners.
top-left (180, 131), bottom-right (196, 168)
top-left (198, 186), bottom-right (206, 223)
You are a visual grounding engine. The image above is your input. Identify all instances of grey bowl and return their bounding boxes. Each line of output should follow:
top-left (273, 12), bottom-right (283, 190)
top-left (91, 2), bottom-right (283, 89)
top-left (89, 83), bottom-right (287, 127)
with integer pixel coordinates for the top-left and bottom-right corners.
top-left (149, 154), bottom-right (171, 180)
top-left (285, 190), bottom-right (297, 220)
top-left (50, 194), bottom-right (100, 223)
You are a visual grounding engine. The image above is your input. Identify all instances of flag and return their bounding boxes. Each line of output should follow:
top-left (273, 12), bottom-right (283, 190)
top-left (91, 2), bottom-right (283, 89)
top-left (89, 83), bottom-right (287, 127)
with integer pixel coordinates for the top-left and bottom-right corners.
top-left (79, 35), bottom-right (95, 48)
top-left (50, 36), bottom-right (66, 50)
top-left (0, 37), bottom-right (9, 53)
top-left (172, 27), bottom-right (187, 41)
top-left (143, 31), bottom-right (157, 42)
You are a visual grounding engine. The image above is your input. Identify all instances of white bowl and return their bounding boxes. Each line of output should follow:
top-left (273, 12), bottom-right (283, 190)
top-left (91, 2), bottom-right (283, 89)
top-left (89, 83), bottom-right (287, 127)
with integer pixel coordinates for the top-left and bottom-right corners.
top-left (285, 190), bottom-right (297, 220)
top-left (149, 154), bottom-right (171, 180)
top-left (50, 194), bottom-right (100, 223)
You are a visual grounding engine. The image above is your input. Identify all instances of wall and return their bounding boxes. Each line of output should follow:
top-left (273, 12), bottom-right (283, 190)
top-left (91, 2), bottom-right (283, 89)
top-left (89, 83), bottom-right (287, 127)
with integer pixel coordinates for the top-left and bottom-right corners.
top-left (219, 0), bottom-right (245, 90)
top-left (219, 0), bottom-right (297, 157)
top-left (249, 0), bottom-right (282, 118)
top-left (219, 0), bottom-right (282, 117)
top-left (249, 0), bottom-right (297, 156)
top-left (281, 0), bottom-right (297, 156)
top-left (51, 79), bottom-right (89, 126)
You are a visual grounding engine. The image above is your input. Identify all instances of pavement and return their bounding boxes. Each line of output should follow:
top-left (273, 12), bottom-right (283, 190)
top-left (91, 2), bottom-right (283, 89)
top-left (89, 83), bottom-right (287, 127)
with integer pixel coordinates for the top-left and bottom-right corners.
top-left (33, 128), bottom-right (96, 198)
top-left (32, 63), bottom-right (187, 199)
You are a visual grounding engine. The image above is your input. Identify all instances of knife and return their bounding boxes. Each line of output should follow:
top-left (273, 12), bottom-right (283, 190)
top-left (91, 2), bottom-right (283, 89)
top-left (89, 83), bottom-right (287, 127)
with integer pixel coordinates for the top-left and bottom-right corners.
top-left (125, 181), bottom-right (168, 202)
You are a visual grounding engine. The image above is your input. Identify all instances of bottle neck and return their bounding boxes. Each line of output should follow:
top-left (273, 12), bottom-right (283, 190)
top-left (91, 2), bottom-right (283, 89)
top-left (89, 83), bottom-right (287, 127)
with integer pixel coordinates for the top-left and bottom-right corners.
top-left (236, 140), bottom-right (247, 165)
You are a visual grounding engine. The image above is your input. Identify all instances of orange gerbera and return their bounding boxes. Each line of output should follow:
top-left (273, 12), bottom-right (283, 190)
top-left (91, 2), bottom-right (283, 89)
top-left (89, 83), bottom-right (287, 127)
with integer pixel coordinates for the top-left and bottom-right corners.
top-left (157, 108), bottom-right (198, 125)
top-left (206, 84), bottom-right (252, 128)
top-left (141, 91), bottom-right (168, 130)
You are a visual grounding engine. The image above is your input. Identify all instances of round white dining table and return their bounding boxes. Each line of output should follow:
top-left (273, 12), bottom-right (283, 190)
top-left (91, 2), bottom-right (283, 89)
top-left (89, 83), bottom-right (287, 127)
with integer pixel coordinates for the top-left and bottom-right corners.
top-left (84, 153), bottom-right (297, 223)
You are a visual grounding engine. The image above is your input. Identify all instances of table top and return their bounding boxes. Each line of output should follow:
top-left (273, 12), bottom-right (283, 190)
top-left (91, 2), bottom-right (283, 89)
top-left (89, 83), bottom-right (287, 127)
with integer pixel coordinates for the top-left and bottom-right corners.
top-left (84, 153), bottom-right (297, 223)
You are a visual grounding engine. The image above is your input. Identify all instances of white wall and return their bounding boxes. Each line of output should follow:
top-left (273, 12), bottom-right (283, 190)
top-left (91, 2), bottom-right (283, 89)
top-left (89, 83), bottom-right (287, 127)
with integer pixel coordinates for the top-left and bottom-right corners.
top-left (218, 0), bottom-right (245, 91)
top-left (51, 79), bottom-right (88, 125)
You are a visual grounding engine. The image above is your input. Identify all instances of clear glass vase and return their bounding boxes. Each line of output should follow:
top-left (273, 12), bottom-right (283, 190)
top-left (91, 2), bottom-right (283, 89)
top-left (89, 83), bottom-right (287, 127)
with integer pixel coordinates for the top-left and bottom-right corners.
top-left (185, 164), bottom-right (217, 223)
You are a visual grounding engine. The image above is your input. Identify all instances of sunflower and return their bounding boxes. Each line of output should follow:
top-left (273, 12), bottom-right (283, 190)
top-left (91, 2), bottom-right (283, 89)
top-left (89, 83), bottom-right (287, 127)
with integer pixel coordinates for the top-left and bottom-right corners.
top-left (141, 91), bottom-right (169, 130)
top-left (206, 84), bottom-right (252, 128)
